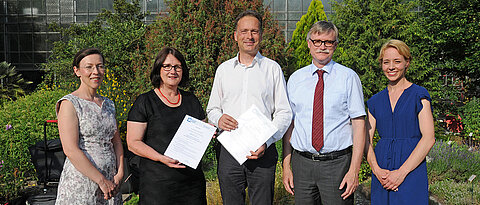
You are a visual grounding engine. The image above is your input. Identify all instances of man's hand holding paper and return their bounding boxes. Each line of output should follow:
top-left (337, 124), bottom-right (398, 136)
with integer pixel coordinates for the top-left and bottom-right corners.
top-left (217, 105), bottom-right (278, 165)
top-left (247, 143), bottom-right (267, 159)
top-left (218, 114), bottom-right (238, 131)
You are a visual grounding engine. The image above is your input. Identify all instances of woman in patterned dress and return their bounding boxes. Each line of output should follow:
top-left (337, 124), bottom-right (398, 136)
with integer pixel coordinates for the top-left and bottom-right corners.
top-left (365, 40), bottom-right (435, 204)
top-left (55, 48), bottom-right (124, 204)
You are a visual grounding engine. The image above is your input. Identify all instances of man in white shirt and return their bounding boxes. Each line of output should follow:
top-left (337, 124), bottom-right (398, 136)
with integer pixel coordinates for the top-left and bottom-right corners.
top-left (206, 10), bottom-right (292, 205)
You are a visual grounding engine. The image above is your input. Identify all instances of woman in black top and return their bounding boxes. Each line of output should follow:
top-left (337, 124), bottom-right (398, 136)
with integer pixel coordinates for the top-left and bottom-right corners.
top-left (126, 47), bottom-right (206, 204)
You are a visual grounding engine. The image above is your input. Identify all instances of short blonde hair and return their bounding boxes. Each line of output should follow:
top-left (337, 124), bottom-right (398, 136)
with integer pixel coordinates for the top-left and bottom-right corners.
top-left (378, 39), bottom-right (412, 65)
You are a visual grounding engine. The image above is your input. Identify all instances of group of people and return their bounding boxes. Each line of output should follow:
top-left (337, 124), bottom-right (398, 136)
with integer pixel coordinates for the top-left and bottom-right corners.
top-left (54, 10), bottom-right (435, 205)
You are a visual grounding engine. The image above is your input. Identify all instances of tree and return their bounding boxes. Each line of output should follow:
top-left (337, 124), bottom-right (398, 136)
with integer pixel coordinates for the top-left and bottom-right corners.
top-left (287, 0), bottom-right (328, 72)
top-left (417, 0), bottom-right (480, 107)
top-left (330, 0), bottom-right (441, 101)
top-left (417, 0), bottom-right (480, 138)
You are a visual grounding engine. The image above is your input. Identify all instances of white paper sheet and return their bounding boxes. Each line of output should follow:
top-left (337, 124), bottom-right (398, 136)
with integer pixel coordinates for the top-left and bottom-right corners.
top-left (217, 105), bottom-right (278, 165)
top-left (164, 115), bottom-right (216, 169)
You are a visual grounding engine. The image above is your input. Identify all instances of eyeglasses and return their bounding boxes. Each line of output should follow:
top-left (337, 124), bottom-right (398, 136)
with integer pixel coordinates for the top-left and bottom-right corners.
top-left (309, 39), bottom-right (336, 47)
top-left (81, 64), bottom-right (106, 72)
top-left (161, 64), bottom-right (182, 72)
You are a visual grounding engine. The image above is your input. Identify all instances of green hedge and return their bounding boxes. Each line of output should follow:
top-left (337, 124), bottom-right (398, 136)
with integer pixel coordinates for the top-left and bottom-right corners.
top-left (0, 89), bottom-right (69, 201)
top-left (462, 97), bottom-right (480, 139)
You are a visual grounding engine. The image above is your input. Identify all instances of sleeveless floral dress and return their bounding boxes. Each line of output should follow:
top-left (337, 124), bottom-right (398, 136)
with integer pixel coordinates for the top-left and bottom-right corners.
top-left (55, 94), bottom-right (121, 205)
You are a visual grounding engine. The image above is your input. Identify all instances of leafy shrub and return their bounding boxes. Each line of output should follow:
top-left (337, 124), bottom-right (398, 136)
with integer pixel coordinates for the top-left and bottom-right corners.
top-left (462, 97), bottom-right (480, 138)
top-left (124, 193), bottom-right (139, 205)
top-left (330, 0), bottom-right (443, 105)
top-left (0, 89), bottom-right (69, 201)
top-left (0, 62), bottom-right (32, 106)
top-left (418, 0), bottom-right (480, 100)
top-left (427, 140), bottom-right (480, 182)
top-left (358, 160), bottom-right (372, 183)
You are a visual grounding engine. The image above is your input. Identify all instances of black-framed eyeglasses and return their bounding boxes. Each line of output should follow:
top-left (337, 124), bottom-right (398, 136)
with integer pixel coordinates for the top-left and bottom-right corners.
top-left (81, 64), bottom-right (106, 72)
top-left (161, 64), bottom-right (182, 72)
top-left (309, 38), bottom-right (336, 47)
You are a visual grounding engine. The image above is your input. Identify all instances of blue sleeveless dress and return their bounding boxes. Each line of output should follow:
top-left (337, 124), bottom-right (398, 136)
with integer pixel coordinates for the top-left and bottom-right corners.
top-left (367, 84), bottom-right (431, 205)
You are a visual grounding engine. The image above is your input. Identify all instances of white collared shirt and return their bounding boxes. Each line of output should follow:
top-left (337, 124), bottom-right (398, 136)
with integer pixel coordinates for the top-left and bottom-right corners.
top-left (206, 52), bottom-right (292, 147)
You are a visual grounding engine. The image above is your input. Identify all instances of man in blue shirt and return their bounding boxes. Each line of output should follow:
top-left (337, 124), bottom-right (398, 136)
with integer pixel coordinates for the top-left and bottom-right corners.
top-left (282, 21), bottom-right (366, 204)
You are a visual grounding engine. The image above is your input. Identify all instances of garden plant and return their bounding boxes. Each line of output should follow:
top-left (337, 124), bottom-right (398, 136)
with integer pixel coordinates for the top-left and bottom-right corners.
top-left (0, 62), bottom-right (32, 106)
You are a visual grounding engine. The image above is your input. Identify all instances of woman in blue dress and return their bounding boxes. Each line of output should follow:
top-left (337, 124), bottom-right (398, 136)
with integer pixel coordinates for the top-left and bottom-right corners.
top-left (365, 39), bottom-right (435, 204)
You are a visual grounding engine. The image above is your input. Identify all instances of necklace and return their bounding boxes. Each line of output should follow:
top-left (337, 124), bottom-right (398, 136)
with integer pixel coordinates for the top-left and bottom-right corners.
top-left (158, 88), bottom-right (181, 105)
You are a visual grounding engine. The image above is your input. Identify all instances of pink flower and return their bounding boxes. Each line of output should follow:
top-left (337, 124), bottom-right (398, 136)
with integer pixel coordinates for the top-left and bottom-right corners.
top-left (5, 124), bottom-right (12, 131)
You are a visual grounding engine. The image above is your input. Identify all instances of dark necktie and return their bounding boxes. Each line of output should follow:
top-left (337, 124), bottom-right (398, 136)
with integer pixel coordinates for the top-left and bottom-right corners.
top-left (312, 70), bottom-right (324, 151)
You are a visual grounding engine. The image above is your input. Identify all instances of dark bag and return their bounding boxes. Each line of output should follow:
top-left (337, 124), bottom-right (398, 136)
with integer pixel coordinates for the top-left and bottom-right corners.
top-left (120, 147), bottom-right (140, 194)
top-left (28, 138), bottom-right (66, 183)
top-left (26, 188), bottom-right (58, 205)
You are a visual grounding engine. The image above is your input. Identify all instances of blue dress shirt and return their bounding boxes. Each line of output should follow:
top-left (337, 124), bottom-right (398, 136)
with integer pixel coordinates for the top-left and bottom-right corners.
top-left (287, 61), bottom-right (366, 153)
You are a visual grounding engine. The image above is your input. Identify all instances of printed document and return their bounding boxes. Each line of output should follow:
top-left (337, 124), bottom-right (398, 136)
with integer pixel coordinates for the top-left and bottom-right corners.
top-left (164, 115), bottom-right (216, 169)
top-left (217, 105), bottom-right (278, 165)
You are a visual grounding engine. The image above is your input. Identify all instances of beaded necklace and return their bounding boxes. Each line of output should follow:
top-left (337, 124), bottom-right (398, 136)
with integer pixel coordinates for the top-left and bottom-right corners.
top-left (158, 88), bottom-right (180, 105)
